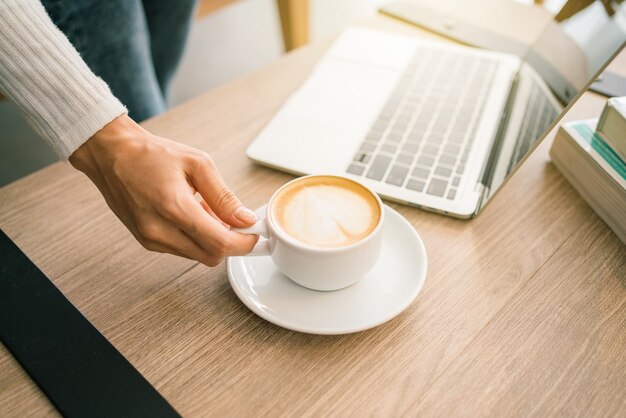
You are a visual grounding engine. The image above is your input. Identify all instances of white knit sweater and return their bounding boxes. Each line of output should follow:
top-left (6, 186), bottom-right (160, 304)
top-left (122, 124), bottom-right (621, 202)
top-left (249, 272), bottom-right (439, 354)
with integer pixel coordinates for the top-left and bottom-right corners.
top-left (0, 0), bottom-right (127, 159)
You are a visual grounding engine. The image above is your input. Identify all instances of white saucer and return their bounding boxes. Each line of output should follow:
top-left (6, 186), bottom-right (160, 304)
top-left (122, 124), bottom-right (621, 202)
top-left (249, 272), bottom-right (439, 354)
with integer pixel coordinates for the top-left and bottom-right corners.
top-left (226, 204), bottom-right (427, 335)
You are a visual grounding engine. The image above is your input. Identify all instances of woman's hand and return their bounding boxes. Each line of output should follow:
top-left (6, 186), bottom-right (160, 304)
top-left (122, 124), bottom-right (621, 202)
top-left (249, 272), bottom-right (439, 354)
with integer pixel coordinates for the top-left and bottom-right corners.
top-left (69, 114), bottom-right (259, 266)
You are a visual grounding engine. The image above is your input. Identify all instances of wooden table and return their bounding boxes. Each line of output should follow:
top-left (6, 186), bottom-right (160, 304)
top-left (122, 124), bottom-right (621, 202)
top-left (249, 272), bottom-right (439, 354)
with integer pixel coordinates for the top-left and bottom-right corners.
top-left (1, 14), bottom-right (624, 417)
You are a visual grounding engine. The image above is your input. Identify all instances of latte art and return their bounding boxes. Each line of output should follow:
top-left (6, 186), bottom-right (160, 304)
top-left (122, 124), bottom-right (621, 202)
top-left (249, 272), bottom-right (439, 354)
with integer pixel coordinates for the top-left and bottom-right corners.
top-left (271, 176), bottom-right (380, 248)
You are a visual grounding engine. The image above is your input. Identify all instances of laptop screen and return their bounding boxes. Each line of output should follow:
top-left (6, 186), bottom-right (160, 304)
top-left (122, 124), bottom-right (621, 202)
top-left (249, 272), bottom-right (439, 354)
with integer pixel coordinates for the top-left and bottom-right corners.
top-left (523, 0), bottom-right (626, 103)
top-left (485, 0), bottom-right (625, 206)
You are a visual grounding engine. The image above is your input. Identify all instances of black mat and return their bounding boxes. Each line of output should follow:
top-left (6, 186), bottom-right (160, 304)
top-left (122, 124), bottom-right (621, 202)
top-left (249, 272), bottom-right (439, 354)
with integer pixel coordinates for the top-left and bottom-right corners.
top-left (0, 229), bottom-right (181, 418)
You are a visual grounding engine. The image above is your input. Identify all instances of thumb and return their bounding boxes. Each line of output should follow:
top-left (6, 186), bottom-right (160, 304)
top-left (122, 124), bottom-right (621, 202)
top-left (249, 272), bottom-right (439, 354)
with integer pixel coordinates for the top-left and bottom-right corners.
top-left (191, 156), bottom-right (258, 228)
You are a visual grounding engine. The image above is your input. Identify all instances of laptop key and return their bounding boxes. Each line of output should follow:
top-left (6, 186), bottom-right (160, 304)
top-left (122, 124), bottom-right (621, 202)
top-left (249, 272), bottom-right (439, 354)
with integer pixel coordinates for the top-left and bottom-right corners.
top-left (370, 126), bottom-right (386, 136)
top-left (433, 121), bottom-right (448, 133)
top-left (385, 135), bottom-right (402, 145)
top-left (366, 155), bottom-right (392, 181)
top-left (397, 114), bottom-right (413, 123)
top-left (434, 166), bottom-right (452, 177)
top-left (395, 121), bottom-right (410, 132)
top-left (387, 132), bottom-right (403, 142)
top-left (414, 118), bottom-right (430, 129)
top-left (365, 135), bottom-right (382, 145)
top-left (373, 119), bottom-right (388, 130)
top-left (353, 152), bottom-right (371, 164)
top-left (406, 134), bottom-right (424, 144)
top-left (411, 166), bottom-right (430, 179)
top-left (406, 179), bottom-right (425, 192)
top-left (452, 176), bottom-right (461, 187)
top-left (347, 164), bottom-right (365, 176)
top-left (380, 144), bottom-right (397, 154)
top-left (456, 164), bottom-right (465, 174)
top-left (396, 153), bottom-right (414, 165)
top-left (427, 178), bottom-right (448, 197)
top-left (422, 144), bottom-right (439, 155)
top-left (454, 119), bottom-right (470, 131)
top-left (416, 155), bottom-right (434, 167)
top-left (428, 132), bottom-right (445, 143)
top-left (386, 165), bottom-right (409, 186)
top-left (401, 143), bottom-right (419, 154)
top-left (449, 132), bottom-right (465, 144)
top-left (456, 113), bottom-right (472, 123)
top-left (439, 154), bottom-right (456, 166)
top-left (360, 142), bottom-right (377, 152)
top-left (444, 144), bottom-right (460, 154)
top-left (447, 189), bottom-right (457, 200)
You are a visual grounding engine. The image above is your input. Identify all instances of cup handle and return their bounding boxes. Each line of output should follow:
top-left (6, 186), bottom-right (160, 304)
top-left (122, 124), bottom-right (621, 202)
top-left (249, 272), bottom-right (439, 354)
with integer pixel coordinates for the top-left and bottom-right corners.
top-left (232, 218), bottom-right (270, 256)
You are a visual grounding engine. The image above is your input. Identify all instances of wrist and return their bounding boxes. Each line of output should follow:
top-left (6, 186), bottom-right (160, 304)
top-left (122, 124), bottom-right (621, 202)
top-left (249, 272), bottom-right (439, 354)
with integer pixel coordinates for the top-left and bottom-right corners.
top-left (69, 114), bottom-right (145, 174)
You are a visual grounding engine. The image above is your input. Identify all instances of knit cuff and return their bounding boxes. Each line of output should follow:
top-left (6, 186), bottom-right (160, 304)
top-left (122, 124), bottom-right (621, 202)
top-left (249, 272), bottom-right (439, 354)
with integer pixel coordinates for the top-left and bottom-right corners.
top-left (50, 93), bottom-right (128, 160)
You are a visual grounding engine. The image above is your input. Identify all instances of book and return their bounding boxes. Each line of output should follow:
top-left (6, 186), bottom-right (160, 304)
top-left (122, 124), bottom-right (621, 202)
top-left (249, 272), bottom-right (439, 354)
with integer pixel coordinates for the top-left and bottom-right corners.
top-left (550, 119), bottom-right (626, 245)
top-left (597, 97), bottom-right (626, 162)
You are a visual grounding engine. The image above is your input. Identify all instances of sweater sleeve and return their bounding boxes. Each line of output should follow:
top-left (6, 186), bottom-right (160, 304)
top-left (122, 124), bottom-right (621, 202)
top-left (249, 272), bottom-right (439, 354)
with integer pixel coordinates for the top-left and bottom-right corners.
top-left (0, 0), bottom-right (127, 160)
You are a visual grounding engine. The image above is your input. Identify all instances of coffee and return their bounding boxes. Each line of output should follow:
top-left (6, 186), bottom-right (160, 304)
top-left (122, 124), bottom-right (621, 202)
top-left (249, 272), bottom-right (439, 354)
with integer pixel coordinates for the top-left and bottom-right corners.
top-left (270, 176), bottom-right (381, 248)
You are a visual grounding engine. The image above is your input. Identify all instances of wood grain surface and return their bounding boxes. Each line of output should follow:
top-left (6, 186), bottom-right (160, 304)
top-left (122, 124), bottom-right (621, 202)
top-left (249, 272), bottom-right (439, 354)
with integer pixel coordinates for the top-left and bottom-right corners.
top-left (1, 14), bottom-right (624, 418)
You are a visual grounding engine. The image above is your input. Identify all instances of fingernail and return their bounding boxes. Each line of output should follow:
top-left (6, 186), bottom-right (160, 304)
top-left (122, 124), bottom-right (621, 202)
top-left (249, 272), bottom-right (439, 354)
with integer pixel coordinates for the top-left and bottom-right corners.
top-left (234, 206), bottom-right (258, 224)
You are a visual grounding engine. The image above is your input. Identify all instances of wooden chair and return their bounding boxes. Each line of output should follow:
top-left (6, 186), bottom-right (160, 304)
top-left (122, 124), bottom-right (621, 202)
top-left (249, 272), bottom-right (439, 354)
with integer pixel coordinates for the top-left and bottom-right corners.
top-left (534, 0), bottom-right (624, 21)
top-left (197, 0), bottom-right (309, 51)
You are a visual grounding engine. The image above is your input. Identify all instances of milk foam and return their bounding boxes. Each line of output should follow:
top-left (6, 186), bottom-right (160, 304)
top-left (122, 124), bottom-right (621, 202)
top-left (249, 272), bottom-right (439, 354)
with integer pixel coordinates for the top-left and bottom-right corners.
top-left (274, 183), bottom-right (378, 247)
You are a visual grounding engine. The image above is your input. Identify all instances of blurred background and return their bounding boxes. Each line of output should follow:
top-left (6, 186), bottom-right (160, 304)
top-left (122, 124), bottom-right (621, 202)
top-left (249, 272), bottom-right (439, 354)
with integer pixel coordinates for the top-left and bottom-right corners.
top-left (0, 0), bottom-right (583, 186)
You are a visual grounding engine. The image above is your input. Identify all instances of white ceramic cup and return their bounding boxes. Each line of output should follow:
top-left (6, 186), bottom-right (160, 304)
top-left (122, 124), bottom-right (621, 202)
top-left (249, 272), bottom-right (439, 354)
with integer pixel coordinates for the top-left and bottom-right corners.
top-left (233, 175), bottom-right (385, 291)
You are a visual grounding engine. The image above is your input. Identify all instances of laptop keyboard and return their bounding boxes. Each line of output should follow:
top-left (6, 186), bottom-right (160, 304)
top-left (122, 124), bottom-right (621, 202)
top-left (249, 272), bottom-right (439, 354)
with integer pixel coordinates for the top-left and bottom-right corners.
top-left (346, 48), bottom-right (498, 199)
top-left (507, 80), bottom-right (559, 174)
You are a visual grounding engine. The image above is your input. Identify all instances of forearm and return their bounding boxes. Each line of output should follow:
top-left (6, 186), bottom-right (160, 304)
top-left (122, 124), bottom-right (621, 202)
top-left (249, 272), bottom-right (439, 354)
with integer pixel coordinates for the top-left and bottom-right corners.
top-left (0, 0), bottom-right (126, 159)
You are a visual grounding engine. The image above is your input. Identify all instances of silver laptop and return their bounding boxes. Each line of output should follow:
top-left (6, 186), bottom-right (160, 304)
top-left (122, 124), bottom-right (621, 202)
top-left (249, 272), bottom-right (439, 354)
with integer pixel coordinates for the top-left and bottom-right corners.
top-left (247, 3), bottom-right (625, 218)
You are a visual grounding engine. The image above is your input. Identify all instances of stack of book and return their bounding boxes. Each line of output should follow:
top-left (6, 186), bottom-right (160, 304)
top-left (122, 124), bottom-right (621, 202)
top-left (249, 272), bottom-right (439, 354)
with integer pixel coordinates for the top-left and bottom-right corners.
top-left (550, 97), bottom-right (626, 245)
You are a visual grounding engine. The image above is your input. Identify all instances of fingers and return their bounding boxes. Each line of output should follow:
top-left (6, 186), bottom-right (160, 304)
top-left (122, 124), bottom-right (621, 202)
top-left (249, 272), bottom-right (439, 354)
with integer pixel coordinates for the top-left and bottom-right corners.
top-left (188, 154), bottom-right (258, 228)
top-left (134, 209), bottom-right (254, 266)
top-left (139, 222), bottom-right (224, 267)
top-left (158, 190), bottom-right (259, 259)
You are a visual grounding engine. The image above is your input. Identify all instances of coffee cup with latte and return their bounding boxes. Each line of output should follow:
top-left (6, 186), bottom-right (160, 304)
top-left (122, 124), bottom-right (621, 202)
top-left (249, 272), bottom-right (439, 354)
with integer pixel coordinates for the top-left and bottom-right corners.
top-left (233, 175), bottom-right (384, 291)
